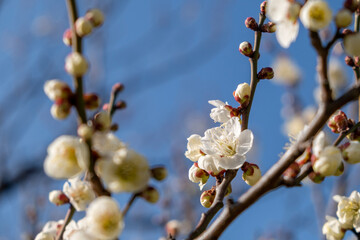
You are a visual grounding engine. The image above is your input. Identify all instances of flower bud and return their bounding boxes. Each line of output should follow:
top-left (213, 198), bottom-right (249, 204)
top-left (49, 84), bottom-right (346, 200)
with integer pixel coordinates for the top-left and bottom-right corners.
top-left (344, 0), bottom-right (359, 12)
top-left (63, 29), bottom-right (73, 46)
top-left (200, 189), bottom-right (216, 208)
top-left (261, 22), bottom-right (276, 33)
top-left (49, 190), bottom-right (69, 206)
top-left (77, 124), bottom-right (94, 140)
top-left (50, 100), bottom-right (71, 120)
top-left (84, 93), bottom-right (100, 110)
top-left (258, 67), bottom-right (274, 80)
top-left (239, 41), bottom-right (253, 57)
top-left (241, 162), bottom-right (261, 186)
top-left (65, 52), bottom-right (88, 77)
top-left (75, 17), bottom-right (93, 37)
top-left (112, 82), bottom-right (124, 93)
top-left (44, 79), bottom-right (72, 101)
top-left (233, 83), bottom-right (251, 106)
top-left (344, 32), bottom-right (360, 56)
top-left (260, 1), bottom-right (267, 14)
top-left (115, 101), bottom-right (127, 110)
top-left (342, 28), bottom-right (353, 35)
top-left (151, 166), bottom-right (167, 181)
top-left (283, 162), bottom-right (300, 179)
top-left (245, 17), bottom-right (258, 31)
top-left (354, 56), bottom-right (360, 67)
top-left (94, 111), bottom-right (111, 131)
top-left (189, 164), bottom-right (209, 190)
top-left (165, 220), bottom-right (181, 237)
top-left (327, 110), bottom-right (348, 133)
top-left (85, 9), bottom-right (105, 27)
top-left (312, 146), bottom-right (343, 176)
top-left (342, 141), bottom-right (360, 164)
top-left (335, 9), bottom-right (353, 28)
top-left (345, 56), bottom-right (355, 67)
top-left (140, 186), bottom-right (159, 203)
top-left (308, 171), bottom-right (325, 183)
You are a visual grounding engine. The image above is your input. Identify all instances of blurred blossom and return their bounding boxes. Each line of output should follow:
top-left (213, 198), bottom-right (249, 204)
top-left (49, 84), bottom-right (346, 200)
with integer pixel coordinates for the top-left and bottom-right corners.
top-left (272, 56), bottom-right (300, 86)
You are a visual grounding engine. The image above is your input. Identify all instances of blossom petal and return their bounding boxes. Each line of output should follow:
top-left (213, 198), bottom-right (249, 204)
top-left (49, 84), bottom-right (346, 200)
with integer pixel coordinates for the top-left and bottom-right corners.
top-left (216, 155), bottom-right (246, 170)
top-left (276, 21), bottom-right (299, 48)
top-left (235, 129), bottom-right (254, 155)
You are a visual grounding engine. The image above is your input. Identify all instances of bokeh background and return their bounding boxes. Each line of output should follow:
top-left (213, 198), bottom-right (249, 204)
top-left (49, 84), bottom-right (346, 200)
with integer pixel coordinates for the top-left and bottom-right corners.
top-left (0, 0), bottom-right (359, 239)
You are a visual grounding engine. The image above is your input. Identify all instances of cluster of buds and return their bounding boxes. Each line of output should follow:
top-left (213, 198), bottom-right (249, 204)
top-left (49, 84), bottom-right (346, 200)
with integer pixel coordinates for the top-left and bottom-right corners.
top-left (233, 83), bottom-right (251, 107)
top-left (241, 162), bottom-right (261, 186)
top-left (327, 111), bottom-right (349, 133)
top-left (44, 79), bottom-right (73, 120)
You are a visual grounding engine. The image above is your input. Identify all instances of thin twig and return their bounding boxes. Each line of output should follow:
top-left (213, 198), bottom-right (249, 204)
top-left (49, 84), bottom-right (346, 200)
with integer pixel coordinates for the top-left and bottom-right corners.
top-left (333, 121), bottom-right (360, 146)
top-left (55, 205), bottom-right (75, 240)
top-left (122, 193), bottom-right (139, 217)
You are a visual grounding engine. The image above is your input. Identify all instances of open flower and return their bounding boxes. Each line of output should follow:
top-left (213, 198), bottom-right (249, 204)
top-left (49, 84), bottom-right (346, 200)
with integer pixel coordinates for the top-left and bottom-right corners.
top-left (201, 117), bottom-right (253, 170)
top-left (44, 136), bottom-right (89, 179)
top-left (208, 100), bottom-right (231, 123)
top-left (267, 0), bottom-right (300, 48)
top-left (334, 191), bottom-right (360, 230)
top-left (86, 196), bottom-right (124, 239)
top-left (322, 216), bottom-right (345, 240)
top-left (63, 177), bottom-right (95, 211)
top-left (300, 0), bottom-right (332, 31)
top-left (96, 148), bottom-right (150, 193)
top-left (92, 132), bottom-right (125, 157)
top-left (185, 134), bottom-right (203, 162)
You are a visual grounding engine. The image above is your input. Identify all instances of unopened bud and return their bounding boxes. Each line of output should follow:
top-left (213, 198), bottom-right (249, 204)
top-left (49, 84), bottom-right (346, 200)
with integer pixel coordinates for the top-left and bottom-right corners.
top-left (345, 56), bottom-right (355, 66)
top-left (283, 162), bottom-right (300, 179)
top-left (44, 79), bottom-right (72, 101)
top-left (354, 56), bottom-right (360, 67)
top-left (115, 101), bottom-right (127, 110)
top-left (77, 124), bottom-right (94, 139)
top-left (94, 111), bottom-right (111, 131)
top-left (239, 41), bottom-right (253, 57)
top-left (344, 0), bottom-right (359, 12)
top-left (260, 1), bottom-right (267, 14)
top-left (75, 17), bottom-right (93, 37)
top-left (51, 100), bottom-right (71, 120)
top-left (233, 83), bottom-right (251, 107)
top-left (65, 52), bottom-right (88, 77)
top-left (308, 171), bottom-right (325, 183)
top-left (63, 29), bottom-right (73, 46)
top-left (245, 17), bottom-right (258, 31)
top-left (102, 103), bottom-right (110, 111)
top-left (241, 162), bottom-right (261, 186)
top-left (49, 190), bottom-right (69, 206)
top-left (342, 141), bottom-right (360, 164)
top-left (335, 9), bottom-right (353, 28)
top-left (327, 110), bottom-right (348, 133)
top-left (165, 220), bottom-right (181, 237)
top-left (258, 67), bottom-right (274, 79)
top-left (85, 9), bottom-right (105, 27)
top-left (140, 186), bottom-right (159, 203)
top-left (189, 164), bottom-right (209, 190)
top-left (110, 123), bottom-right (119, 131)
top-left (84, 93), bottom-right (100, 110)
top-left (334, 162), bottom-right (345, 176)
top-left (342, 28), bottom-right (353, 35)
top-left (151, 166), bottom-right (167, 181)
top-left (312, 146), bottom-right (343, 177)
top-left (200, 189), bottom-right (216, 208)
top-left (112, 83), bottom-right (124, 93)
top-left (261, 22), bottom-right (276, 33)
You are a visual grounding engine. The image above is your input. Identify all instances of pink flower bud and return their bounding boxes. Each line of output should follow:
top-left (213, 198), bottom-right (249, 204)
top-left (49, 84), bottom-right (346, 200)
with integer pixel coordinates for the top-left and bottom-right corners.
top-left (345, 56), bottom-right (355, 67)
top-left (115, 101), bottom-right (127, 110)
top-left (260, 1), bottom-right (267, 14)
top-left (283, 162), bottom-right (300, 179)
top-left (239, 41), bottom-right (253, 57)
top-left (257, 67), bottom-right (274, 80)
top-left (49, 190), bottom-right (69, 206)
top-left (85, 9), bottom-right (105, 27)
top-left (327, 110), bottom-right (348, 133)
top-left (245, 17), bottom-right (258, 31)
top-left (84, 93), bottom-right (100, 110)
top-left (200, 189), bottom-right (216, 208)
top-left (151, 166), bottom-right (167, 181)
top-left (63, 29), bottom-right (72, 46)
top-left (233, 83), bottom-right (251, 107)
top-left (112, 83), bottom-right (124, 93)
top-left (261, 22), bottom-right (276, 33)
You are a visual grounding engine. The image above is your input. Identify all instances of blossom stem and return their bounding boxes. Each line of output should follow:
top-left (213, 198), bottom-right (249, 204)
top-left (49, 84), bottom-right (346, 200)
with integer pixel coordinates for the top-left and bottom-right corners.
top-left (333, 121), bottom-right (360, 146)
top-left (351, 228), bottom-right (360, 239)
top-left (241, 13), bottom-right (266, 130)
top-left (354, 11), bottom-right (360, 121)
top-left (122, 193), bottom-right (140, 217)
top-left (55, 205), bottom-right (75, 240)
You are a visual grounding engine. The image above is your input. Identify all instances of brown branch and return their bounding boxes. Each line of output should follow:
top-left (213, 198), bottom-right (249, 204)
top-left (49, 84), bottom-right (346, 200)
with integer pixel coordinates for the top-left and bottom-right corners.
top-left (122, 193), bottom-right (140, 217)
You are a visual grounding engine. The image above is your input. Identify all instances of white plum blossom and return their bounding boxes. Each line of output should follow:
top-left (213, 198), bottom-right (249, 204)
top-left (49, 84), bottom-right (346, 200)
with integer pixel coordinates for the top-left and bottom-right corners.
top-left (86, 196), bottom-right (124, 239)
top-left (267, 0), bottom-right (300, 48)
top-left (313, 146), bottom-right (343, 176)
top-left (198, 155), bottom-right (224, 175)
top-left (63, 177), bottom-right (96, 211)
top-left (334, 191), bottom-right (360, 230)
top-left (300, 0), bottom-right (332, 31)
top-left (44, 136), bottom-right (89, 179)
top-left (185, 134), bottom-right (203, 162)
top-left (272, 55), bottom-right (301, 86)
top-left (343, 141), bottom-right (360, 164)
top-left (208, 100), bottom-right (231, 123)
top-left (201, 117), bottom-right (253, 170)
top-left (328, 60), bottom-right (347, 92)
top-left (92, 132), bottom-right (125, 157)
top-left (96, 148), bottom-right (150, 193)
top-left (44, 79), bottom-right (70, 101)
top-left (322, 216), bottom-right (345, 240)
top-left (312, 131), bottom-right (326, 157)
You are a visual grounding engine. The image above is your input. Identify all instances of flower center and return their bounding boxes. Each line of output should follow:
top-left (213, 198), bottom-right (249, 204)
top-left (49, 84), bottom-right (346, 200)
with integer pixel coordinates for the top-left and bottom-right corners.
top-left (309, 5), bottom-right (325, 22)
top-left (115, 162), bottom-right (137, 181)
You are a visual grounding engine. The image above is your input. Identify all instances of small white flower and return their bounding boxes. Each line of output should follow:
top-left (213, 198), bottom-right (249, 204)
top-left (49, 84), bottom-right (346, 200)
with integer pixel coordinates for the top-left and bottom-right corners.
top-left (322, 216), bottom-right (345, 240)
top-left (86, 196), bottom-right (124, 239)
top-left (92, 132), bottom-right (125, 157)
top-left (344, 32), bottom-right (360, 56)
top-left (44, 79), bottom-right (70, 101)
top-left (44, 136), bottom-right (89, 179)
top-left (208, 100), bottom-right (231, 123)
top-left (313, 146), bottom-right (343, 176)
top-left (96, 148), bottom-right (150, 193)
top-left (201, 117), bottom-right (253, 170)
top-left (334, 191), bottom-right (360, 230)
top-left (188, 164), bottom-right (209, 190)
top-left (63, 177), bottom-right (95, 211)
top-left (272, 56), bottom-right (301, 86)
top-left (185, 134), bottom-right (203, 162)
top-left (267, 0), bottom-right (300, 48)
top-left (300, 0), bottom-right (332, 31)
top-left (343, 141), bottom-right (360, 164)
